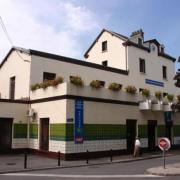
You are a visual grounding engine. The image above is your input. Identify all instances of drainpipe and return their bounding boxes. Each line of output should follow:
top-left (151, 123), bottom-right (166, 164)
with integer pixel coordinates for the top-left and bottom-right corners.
top-left (125, 46), bottom-right (128, 71)
top-left (27, 93), bottom-right (31, 151)
top-left (27, 54), bottom-right (32, 151)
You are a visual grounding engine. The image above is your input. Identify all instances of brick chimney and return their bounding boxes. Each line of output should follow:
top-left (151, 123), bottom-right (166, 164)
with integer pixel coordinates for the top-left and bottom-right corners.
top-left (130, 29), bottom-right (144, 44)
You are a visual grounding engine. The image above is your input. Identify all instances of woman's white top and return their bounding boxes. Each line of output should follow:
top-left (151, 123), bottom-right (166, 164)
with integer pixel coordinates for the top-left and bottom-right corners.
top-left (135, 139), bottom-right (141, 147)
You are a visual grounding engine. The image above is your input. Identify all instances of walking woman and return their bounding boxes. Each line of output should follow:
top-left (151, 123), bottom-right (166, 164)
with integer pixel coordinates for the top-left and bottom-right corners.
top-left (134, 138), bottom-right (141, 157)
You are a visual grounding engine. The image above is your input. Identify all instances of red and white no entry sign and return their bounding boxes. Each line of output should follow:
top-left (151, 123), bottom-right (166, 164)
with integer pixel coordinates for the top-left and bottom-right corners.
top-left (158, 137), bottom-right (171, 169)
top-left (158, 138), bottom-right (171, 151)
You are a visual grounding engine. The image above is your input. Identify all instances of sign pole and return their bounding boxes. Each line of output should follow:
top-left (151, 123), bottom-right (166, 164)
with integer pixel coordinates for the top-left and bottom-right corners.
top-left (158, 137), bottom-right (171, 169)
top-left (163, 149), bottom-right (165, 169)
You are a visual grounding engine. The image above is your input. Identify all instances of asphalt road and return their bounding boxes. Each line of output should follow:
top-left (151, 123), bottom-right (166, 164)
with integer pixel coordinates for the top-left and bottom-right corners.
top-left (1, 155), bottom-right (180, 180)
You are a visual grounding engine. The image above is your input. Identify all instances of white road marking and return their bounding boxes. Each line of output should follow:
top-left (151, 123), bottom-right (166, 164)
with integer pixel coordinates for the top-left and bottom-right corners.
top-left (1, 173), bottom-right (163, 178)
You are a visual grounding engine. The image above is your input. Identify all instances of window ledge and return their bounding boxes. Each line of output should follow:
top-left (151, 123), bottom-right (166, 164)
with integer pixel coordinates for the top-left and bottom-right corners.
top-left (102, 50), bottom-right (108, 53)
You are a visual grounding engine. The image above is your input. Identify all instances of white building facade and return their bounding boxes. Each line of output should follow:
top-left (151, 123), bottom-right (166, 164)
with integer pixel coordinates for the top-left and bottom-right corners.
top-left (0, 29), bottom-right (180, 159)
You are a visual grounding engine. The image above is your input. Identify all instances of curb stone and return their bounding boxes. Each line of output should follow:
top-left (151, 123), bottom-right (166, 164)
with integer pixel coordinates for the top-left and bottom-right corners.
top-left (146, 164), bottom-right (180, 176)
top-left (146, 168), bottom-right (180, 176)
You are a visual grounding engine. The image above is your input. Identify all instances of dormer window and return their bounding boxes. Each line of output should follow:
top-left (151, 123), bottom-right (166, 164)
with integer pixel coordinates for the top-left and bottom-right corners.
top-left (138, 38), bottom-right (143, 46)
top-left (102, 41), bottom-right (107, 52)
top-left (161, 47), bottom-right (164, 53)
top-left (151, 44), bottom-right (156, 52)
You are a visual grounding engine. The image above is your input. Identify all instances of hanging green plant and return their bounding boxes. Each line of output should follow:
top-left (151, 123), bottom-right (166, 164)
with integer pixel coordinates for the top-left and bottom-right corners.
top-left (108, 83), bottom-right (122, 91)
top-left (167, 94), bottom-right (174, 102)
top-left (155, 91), bottom-right (162, 101)
top-left (125, 85), bottom-right (137, 95)
top-left (30, 76), bottom-right (64, 91)
top-left (177, 95), bottom-right (180, 103)
top-left (142, 89), bottom-right (150, 98)
top-left (51, 76), bottom-right (64, 87)
top-left (40, 80), bottom-right (52, 89)
top-left (31, 83), bottom-right (41, 91)
top-left (70, 76), bottom-right (84, 86)
top-left (90, 80), bottom-right (103, 89)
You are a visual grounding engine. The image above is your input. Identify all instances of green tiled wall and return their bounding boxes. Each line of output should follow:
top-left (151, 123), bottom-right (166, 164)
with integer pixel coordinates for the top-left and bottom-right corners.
top-left (157, 125), bottom-right (165, 137)
top-left (50, 124), bottom-right (126, 141)
top-left (29, 123), bottom-right (178, 141)
top-left (138, 125), bottom-right (147, 138)
top-left (84, 124), bottom-right (126, 140)
top-left (139, 125), bottom-right (168, 138)
top-left (13, 122), bottom-right (180, 141)
top-left (174, 125), bottom-right (180, 136)
top-left (13, 123), bottom-right (27, 138)
top-left (30, 124), bottom-right (38, 139)
top-left (50, 124), bottom-right (69, 141)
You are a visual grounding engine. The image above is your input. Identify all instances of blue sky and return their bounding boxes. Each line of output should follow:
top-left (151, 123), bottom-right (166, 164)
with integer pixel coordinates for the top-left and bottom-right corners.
top-left (0, 0), bottom-right (180, 68)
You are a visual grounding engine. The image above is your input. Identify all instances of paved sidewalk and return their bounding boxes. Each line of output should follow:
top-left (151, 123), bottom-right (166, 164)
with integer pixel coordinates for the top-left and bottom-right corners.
top-left (147, 163), bottom-right (180, 176)
top-left (0, 150), bottom-right (178, 174)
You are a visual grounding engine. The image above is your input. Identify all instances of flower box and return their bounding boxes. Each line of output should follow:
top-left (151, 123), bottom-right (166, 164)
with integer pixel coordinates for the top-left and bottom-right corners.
top-left (151, 101), bottom-right (163, 111)
top-left (139, 100), bottom-right (151, 110)
top-left (163, 103), bottom-right (172, 111)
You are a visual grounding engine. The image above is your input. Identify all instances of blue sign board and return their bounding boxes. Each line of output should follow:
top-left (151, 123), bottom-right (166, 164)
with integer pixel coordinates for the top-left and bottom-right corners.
top-left (164, 111), bottom-right (172, 126)
top-left (74, 99), bottom-right (84, 144)
top-left (145, 79), bottom-right (164, 87)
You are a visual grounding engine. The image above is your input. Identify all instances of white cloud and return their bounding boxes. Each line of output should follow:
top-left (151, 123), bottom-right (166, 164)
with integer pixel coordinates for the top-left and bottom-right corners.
top-left (63, 2), bottom-right (100, 32)
top-left (0, 0), bottom-right (104, 61)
